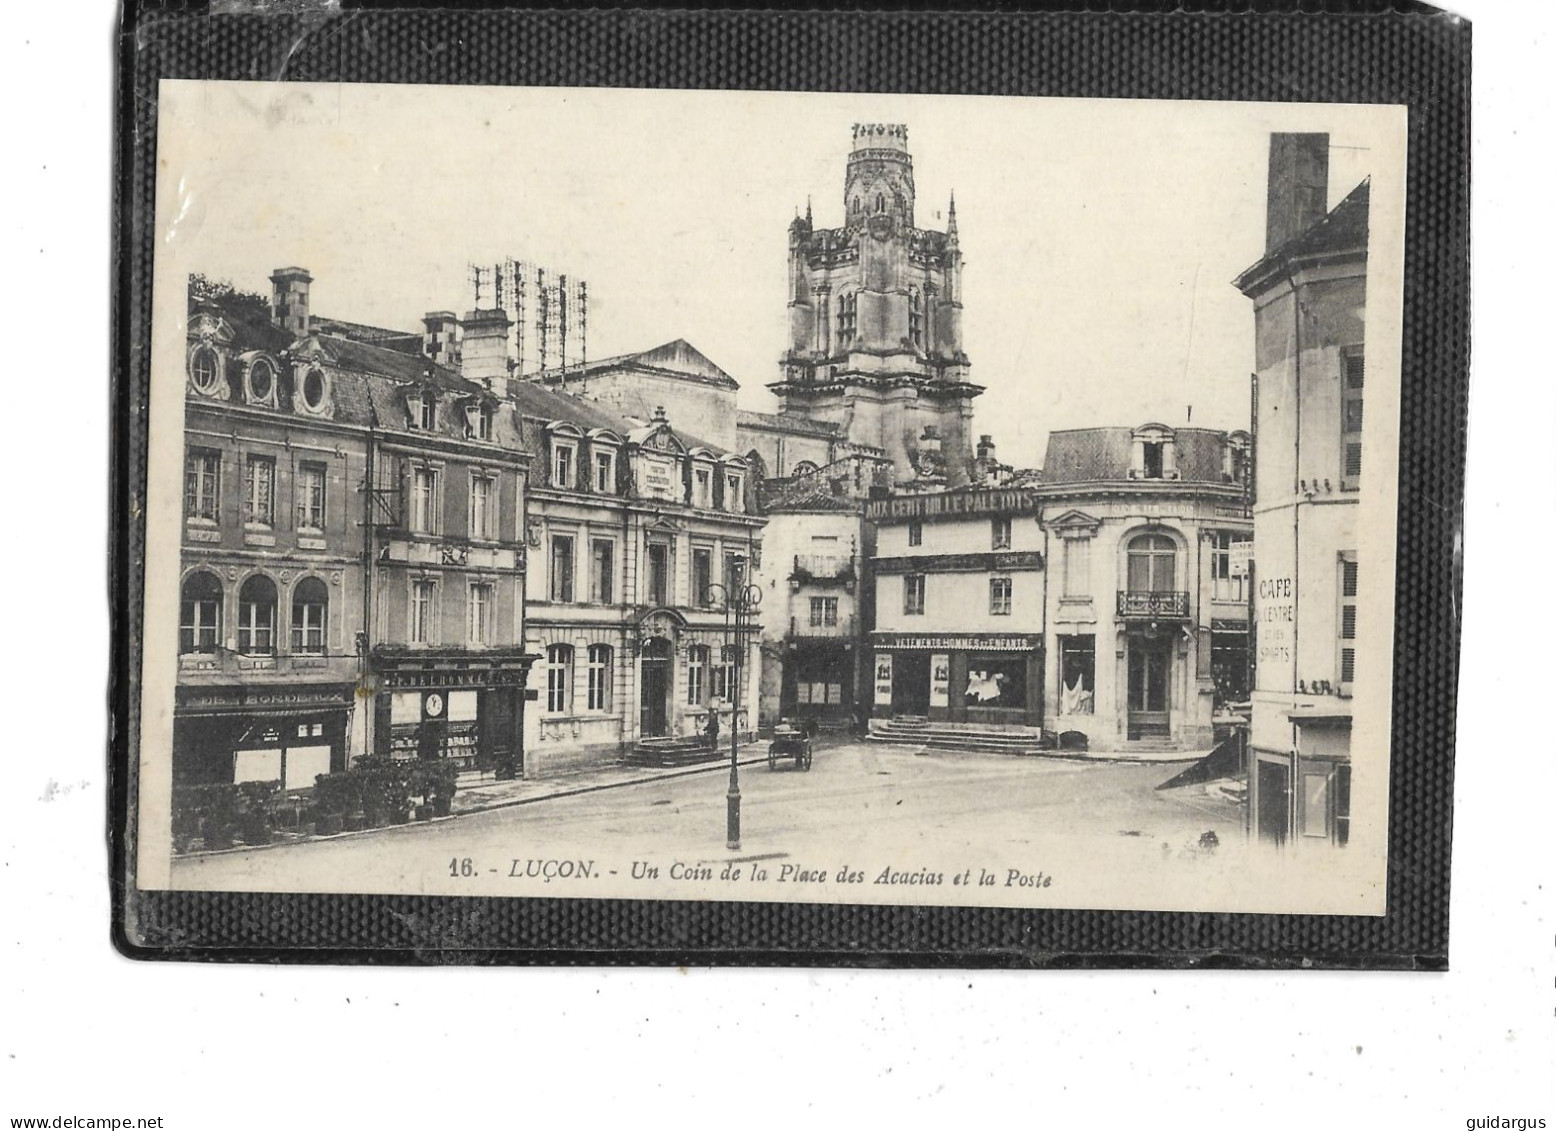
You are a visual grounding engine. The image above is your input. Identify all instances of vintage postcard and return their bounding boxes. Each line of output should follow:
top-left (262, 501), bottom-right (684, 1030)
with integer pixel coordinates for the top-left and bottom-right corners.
top-left (134, 81), bottom-right (1406, 916)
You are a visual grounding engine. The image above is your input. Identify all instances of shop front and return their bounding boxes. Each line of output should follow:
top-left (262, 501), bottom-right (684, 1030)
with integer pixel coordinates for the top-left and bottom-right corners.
top-left (871, 632), bottom-right (1042, 728)
top-left (172, 681), bottom-right (354, 789)
top-left (1250, 710), bottom-right (1352, 848)
top-left (781, 639), bottom-right (855, 725)
top-left (371, 647), bottom-right (535, 775)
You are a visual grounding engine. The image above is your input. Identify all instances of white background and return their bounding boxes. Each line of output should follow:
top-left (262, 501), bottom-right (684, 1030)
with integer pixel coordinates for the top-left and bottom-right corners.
top-left (2, 3), bottom-right (1550, 1127)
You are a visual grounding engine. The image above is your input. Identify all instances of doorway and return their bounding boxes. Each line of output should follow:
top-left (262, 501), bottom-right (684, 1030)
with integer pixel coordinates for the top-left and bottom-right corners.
top-left (1256, 758), bottom-right (1292, 846)
top-left (640, 638), bottom-right (672, 737)
top-left (1127, 635), bottom-right (1172, 740)
top-left (891, 652), bottom-right (930, 716)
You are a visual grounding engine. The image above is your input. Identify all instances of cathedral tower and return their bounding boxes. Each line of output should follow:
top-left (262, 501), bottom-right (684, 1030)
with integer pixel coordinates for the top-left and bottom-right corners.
top-left (772, 124), bottom-right (982, 486)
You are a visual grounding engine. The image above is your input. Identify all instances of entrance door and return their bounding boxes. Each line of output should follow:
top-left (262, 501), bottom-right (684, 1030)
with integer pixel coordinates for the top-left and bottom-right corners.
top-left (891, 652), bottom-right (930, 717)
top-left (1256, 759), bottom-right (1292, 845)
top-left (640, 639), bottom-right (672, 737)
top-left (1127, 637), bottom-right (1171, 739)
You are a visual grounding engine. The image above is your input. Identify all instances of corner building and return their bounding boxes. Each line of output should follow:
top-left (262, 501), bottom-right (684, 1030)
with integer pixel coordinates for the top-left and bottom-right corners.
top-left (1234, 134), bottom-right (1369, 848)
top-left (1033, 425), bottom-right (1252, 754)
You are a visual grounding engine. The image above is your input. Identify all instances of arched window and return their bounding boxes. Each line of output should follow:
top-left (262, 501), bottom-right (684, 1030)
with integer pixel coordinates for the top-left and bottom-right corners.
top-left (546, 644), bottom-right (573, 714)
top-left (1126, 534), bottom-right (1178, 593)
top-left (417, 388), bottom-right (437, 431)
top-left (908, 287), bottom-right (923, 348)
top-left (686, 645), bottom-right (710, 706)
top-left (179, 572), bottom-right (222, 654)
top-left (875, 192), bottom-right (885, 213)
top-left (189, 347), bottom-right (220, 394)
top-left (791, 460), bottom-right (819, 478)
top-left (291, 577), bottom-right (328, 655)
top-left (237, 575), bottom-right (278, 655)
top-left (586, 644), bottom-right (612, 712)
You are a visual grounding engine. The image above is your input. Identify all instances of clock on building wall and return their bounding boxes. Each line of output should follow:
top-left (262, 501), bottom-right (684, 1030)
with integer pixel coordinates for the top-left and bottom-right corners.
top-left (424, 692), bottom-right (445, 719)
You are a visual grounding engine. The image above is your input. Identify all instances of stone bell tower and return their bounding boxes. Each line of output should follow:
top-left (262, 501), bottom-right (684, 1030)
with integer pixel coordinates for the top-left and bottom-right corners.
top-left (771, 124), bottom-right (981, 487)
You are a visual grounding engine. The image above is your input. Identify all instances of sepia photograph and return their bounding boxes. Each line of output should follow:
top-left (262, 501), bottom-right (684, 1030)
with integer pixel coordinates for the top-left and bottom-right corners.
top-left (135, 81), bottom-right (1407, 916)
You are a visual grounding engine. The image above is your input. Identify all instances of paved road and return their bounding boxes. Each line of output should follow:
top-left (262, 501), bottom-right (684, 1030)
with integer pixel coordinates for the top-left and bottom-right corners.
top-left (171, 741), bottom-right (1244, 898)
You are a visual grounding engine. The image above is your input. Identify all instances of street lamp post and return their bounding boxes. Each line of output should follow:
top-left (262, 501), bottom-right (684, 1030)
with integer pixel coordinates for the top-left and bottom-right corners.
top-left (707, 578), bottom-right (762, 850)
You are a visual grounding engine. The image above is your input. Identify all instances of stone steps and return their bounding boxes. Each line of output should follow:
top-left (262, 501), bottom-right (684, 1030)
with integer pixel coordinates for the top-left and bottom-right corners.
top-left (623, 736), bottom-right (724, 768)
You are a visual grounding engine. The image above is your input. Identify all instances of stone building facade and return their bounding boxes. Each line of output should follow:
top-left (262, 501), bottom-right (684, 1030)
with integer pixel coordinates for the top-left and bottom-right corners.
top-left (865, 487), bottom-right (1046, 731)
top-left (1235, 133), bottom-right (1370, 848)
top-left (1033, 425), bottom-right (1252, 754)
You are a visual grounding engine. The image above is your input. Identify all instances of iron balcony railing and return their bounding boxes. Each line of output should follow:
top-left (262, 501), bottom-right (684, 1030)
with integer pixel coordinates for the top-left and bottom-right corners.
top-left (789, 613), bottom-right (858, 639)
top-left (1116, 590), bottom-right (1191, 619)
top-left (790, 554), bottom-right (857, 585)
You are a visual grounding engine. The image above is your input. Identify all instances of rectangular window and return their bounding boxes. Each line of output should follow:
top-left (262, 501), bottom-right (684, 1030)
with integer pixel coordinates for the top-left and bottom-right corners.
top-left (594, 450), bottom-right (615, 494)
top-left (1339, 555), bottom-right (1358, 687)
top-left (244, 455), bottom-right (276, 526)
top-left (179, 593), bottom-right (220, 654)
top-left (686, 646), bottom-right (708, 706)
top-left (468, 583), bottom-right (492, 646)
top-left (692, 548), bottom-right (713, 607)
top-left (989, 577), bottom-right (1013, 615)
top-left (410, 579), bottom-right (438, 645)
top-left (992, 517), bottom-right (1012, 550)
top-left (1058, 635), bottom-right (1096, 715)
top-left (1341, 350), bottom-right (1365, 490)
top-left (907, 520), bottom-right (923, 547)
top-left (903, 574), bottom-right (926, 616)
top-left (546, 645), bottom-right (572, 714)
top-left (1211, 531), bottom-right (1246, 602)
top-left (1302, 771), bottom-right (1332, 838)
top-left (586, 645), bottom-right (612, 712)
top-left (185, 449), bottom-right (220, 521)
top-left (550, 535), bottom-right (575, 603)
top-left (291, 596), bottom-right (325, 654)
top-left (711, 645), bottom-right (735, 701)
top-left (647, 543), bottom-right (670, 606)
top-left (724, 474), bottom-right (743, 513)
top-left (410, 466), bottom-right (439, 534)
top-left (552, 443), bottom-right (574, 489)
top-left (590, 539), bottom-right (615, 605)
top-left (295, 462), bottom-right (326, 531)
top-left (1143, 442), bottom-right (1165, 479)
top-left (468, 475), bottom-right (494, 540)
top-left (1062, 538), bottom-right (1091, 598)
top-left (694, 468), bottom-right (712, 508)
top-left (809, 596), bottom-right (839, 628)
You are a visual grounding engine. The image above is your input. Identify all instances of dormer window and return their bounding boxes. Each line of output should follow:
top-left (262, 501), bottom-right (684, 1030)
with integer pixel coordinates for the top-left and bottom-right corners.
top-left (724, 472), bottom-right (744, 514)
top-left (552, 442), bottom-right (576, 489)
top-left (467, 401), bottom-right (494, 442)
top-left (1130, 425), bottom-right (1178, 481)
top-left (189, 346), bottom-right (221, 395)
top-left (693, 466), bottom-right (713, 508)
top-left (1143, 442), bottom-right (1164, 479)
top-left (300, 367), bottom-right (328, 413)
top-left (246, 358), bottom-right (276, 406)
top-left (416, 388), bottom-right (437, 431)
top-left (594, 449), bottom-right (615, 494)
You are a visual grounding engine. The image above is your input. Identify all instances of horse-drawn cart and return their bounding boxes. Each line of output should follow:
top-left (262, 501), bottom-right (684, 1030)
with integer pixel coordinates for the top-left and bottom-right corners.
top-left (766, 721), bottom-right (814, 771)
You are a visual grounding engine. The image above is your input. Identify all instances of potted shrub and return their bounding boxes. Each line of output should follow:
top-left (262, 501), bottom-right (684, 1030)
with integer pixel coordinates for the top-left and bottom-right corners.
top-left (236, 780), bottom-right (278, 845)
top-left (311, 772), bottom-right (346, 836)
top-left (199, 784), bottom-right (240, 850)
top-left (421, 760), bottom-right (458, 818)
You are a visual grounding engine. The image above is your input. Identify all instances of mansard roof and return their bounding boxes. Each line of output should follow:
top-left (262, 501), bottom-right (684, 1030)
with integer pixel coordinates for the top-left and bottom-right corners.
top-left (1040, 425), bottom-right (1237, 485)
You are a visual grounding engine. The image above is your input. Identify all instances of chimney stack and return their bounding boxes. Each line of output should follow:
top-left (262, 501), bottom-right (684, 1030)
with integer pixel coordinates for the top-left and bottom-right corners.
top-left (1265, 134), bottom-right (1330, 254)
top-left (269, 267), bottom-right (312, 336)
top-left (460, 308), bottom-right (512, 391)
top-left (423, 312), bottom-right (462, 369)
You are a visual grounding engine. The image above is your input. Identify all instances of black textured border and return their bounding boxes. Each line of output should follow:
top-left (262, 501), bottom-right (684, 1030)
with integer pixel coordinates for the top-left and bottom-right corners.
top-left (111, 3), bottom-right (1469, 968)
